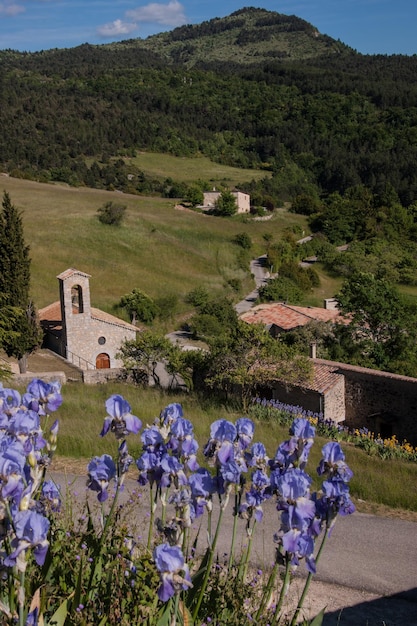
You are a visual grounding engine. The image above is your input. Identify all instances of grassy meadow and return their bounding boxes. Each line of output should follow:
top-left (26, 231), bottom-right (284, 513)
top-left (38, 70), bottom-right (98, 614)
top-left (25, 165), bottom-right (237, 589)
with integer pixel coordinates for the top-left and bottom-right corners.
top-left (123, 152), bottom-right (271, 186)
top-left (0, 172), bottom-right (308, 323)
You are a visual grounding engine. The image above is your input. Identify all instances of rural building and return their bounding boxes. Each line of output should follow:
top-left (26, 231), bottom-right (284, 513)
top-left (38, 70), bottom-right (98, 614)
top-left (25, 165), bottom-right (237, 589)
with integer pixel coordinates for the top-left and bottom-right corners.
top-left (240, 302), bottom-right (346, 337)
top-left (39, 268), bottom-right (137, 370)
top-left (202, 190), bottom-right (250, 214)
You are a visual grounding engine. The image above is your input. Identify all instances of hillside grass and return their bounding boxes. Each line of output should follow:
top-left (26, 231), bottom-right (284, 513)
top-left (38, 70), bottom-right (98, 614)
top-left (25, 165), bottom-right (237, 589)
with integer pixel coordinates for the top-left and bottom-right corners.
top-left (19, 380), bottom-right (417, 514)
top-left (0, 176), bottom-right (309, 320)
top-left (123, 152), bottom-right (271, 186)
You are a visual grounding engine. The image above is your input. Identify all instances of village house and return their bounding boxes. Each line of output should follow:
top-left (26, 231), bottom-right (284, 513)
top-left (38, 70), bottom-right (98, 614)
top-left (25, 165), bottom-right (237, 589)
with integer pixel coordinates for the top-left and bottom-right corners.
top-left (202, 190), bottom-right (250, 214)
top-left (240, 301), bottom-right (345, 337)
top-left (38, 268), bottom-right (137, 371)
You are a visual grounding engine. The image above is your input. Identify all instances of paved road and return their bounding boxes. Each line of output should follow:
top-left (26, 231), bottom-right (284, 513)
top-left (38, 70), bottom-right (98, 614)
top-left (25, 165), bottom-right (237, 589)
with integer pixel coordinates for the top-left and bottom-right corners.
top-left (51, 471), bottom-right (417, 603)
top-left (235, 255), bottom-right (271, 314)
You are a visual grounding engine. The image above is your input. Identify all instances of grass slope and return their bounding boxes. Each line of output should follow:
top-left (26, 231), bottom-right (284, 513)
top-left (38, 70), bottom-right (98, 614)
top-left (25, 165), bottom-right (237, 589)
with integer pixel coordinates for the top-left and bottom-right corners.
top-left (0, 175), bottom-right (307, 319)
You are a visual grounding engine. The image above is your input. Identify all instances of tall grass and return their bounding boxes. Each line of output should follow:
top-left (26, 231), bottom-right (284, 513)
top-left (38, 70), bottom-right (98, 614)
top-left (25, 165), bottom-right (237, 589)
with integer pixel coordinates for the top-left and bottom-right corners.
top-left (1, 176), bottom-right (309, 316)
top-left (18, 380), bottom-right (417, 512)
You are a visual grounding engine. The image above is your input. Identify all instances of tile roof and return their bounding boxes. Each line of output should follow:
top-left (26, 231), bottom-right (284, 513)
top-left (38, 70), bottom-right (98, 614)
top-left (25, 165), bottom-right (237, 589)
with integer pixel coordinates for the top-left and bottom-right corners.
top-left (57, 268), bottom-right (91, 281)
top-left (307, 362), bottom-right (343, 393)
top-left (240, 302), bottom-right (345, 331)
top-left (38, 301), bottom-right (138, 332)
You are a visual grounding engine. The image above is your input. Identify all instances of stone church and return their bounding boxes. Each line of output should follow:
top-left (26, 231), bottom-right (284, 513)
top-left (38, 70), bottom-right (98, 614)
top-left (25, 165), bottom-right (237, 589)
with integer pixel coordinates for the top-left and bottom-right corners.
top-left (39, 268), bottom-right (137, 370)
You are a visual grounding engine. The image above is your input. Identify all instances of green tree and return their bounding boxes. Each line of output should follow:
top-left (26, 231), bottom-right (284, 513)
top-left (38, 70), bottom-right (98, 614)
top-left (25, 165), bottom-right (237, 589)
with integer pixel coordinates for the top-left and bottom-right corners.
top-left (205, 321), bottom-right (311, 410)
top-left (117, 331), bottom-right (183, 388)
top-left (0, 192), bottom-right (41, 372)
top-left (334, 271), bottom-right (417, 373)
top-left (97, 201), bottom-right (127, 226)
top-left (119, 288), bottom-right (159, 324)
top-left (185, 186), bottom-right (204, 207)
top-left (214, 190), bottom-right (237, 216)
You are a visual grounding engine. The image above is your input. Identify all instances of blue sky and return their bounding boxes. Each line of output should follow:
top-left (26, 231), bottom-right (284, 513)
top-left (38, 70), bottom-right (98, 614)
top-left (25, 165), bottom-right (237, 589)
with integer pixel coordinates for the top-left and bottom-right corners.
top-left (0, 0), bottom-right (415, 55)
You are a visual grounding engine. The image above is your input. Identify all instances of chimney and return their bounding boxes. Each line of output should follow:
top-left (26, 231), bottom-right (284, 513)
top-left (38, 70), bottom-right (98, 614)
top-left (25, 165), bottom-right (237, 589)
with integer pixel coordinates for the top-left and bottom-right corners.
top-left (310, 342), bottom-right (317, 359)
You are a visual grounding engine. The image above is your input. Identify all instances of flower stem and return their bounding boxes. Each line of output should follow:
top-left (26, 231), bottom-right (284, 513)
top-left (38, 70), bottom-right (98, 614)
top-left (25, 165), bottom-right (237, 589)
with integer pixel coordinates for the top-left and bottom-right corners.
top-left (271, 555), bottom-right (291, 626)
top-left (239, 518), bottom-right (257, 581)
top-left (19, 569), bottom-right (25, 626)
top-left (290, 530), bottom-right (329, 626)
top-left (191, 505), bottom-right (225, 621)
top-left (254, 558), bottom-right (280, 622)
top-left (227, 487), bottom-right (240, 571)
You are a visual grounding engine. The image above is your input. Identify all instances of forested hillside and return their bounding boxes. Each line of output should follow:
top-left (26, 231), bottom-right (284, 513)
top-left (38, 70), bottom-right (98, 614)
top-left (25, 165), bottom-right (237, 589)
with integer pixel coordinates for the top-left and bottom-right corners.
top-left (1, 7), bottom-right (417, 207)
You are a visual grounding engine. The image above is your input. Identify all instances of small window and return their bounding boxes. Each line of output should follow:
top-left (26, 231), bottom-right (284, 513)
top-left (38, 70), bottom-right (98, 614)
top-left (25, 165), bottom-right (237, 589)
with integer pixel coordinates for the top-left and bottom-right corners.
top-left (98, 336), bottom-right (106, 345)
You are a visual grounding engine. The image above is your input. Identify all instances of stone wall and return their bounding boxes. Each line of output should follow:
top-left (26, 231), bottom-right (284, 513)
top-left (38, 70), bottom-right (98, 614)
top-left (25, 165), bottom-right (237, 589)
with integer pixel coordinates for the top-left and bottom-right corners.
top-left (315, 359), bottom-right (417, 444)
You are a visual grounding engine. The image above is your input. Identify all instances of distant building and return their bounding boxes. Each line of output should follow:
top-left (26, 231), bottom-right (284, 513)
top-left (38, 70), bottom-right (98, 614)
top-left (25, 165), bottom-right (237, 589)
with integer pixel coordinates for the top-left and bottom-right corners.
top-left (202, 190), bottom-right (250, 214)
top-left (240, 302), bottom-right (346, 337)
top-left (39, 268), bottom-right (137, 370)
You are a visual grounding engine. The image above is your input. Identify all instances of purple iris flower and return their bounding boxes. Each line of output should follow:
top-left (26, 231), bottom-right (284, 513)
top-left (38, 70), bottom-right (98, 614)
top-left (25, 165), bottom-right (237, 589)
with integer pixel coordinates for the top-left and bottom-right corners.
top-left (290, 418), bottom-right (316, 440)
top-left (209, 419), bottom-right (237, 443)
top-left (0, 387), bottom-right (21, 416)
top-left (274, 468), bottom-right (316, 533)
top-left (318, 442), bottom-right (354, 482)
top-left (160, 454), bottom-right (187, 489)
top-left (188, 467), bottom-right (216, 516)
top-left (160, 403), bottom-right (183, 428)
top-left (41, 480), bottom-right (61, 512)
top-left (281, 528), bottom-right (316, 574)
top-left (170, 417), bottom-right (194, 439)
top-left (25, 608), bottom-right (39, 625)
top-left (240, 469), bottom-right (271, 522)
top-left (322, 480), bottom-right (356, 517)
top-left (275, 468), bottom-right (312, 501)
top-left (0, 439), bottom-right (26, 501)
top-left (141, 426), bottom-right (165, 450)
top-left (246, 441), bottom-right (269, 468)
top-left (236, 418), bottom-right (255, 450)
top-left (25, 379), bottom-right (63, 414)
top-left (219, 459), bottom-right (245, 489)
top-left (153, 543), bottom-right (192, 601)
top-left (9, 409), bottom-right (40, 440)
top-left (100, 395), bottom-right (142, 439)
top-left (87, 454), bottom-right (116, 502)
top-left (5, 510), bottom-right (50, 569)
top-left (136, 450), bottom-right (163, 486)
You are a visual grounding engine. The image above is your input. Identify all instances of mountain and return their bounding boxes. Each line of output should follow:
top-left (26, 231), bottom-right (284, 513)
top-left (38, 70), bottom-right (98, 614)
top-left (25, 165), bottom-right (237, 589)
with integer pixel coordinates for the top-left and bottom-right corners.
top-left (125, 7), bottom-right (352, 67)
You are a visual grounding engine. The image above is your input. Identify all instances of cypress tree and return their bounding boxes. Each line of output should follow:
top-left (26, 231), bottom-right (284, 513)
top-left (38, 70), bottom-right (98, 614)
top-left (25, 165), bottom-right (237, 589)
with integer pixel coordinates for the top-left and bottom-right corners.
top-left (0, 191), bottom-right (31, 307)
top-left (0, 191), bottom-right (41, 372)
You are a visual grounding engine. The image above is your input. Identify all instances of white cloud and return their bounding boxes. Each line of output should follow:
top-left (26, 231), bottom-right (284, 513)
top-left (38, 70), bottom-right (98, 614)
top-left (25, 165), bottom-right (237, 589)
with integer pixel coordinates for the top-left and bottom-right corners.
top-left (0, 1), bottom-right (25, 16)
top-left (97, 19), bottom-right (138, 38)
top-left (126, 1), bottom-right (186, 27)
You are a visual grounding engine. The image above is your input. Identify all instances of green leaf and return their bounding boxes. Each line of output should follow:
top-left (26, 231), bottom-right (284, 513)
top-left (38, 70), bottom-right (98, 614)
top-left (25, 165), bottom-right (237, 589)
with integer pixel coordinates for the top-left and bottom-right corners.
top-left (308, 607), bottom-right (325, 626)
top-left (45, 598), bottom-right (69, 626)
top-left (156, 602), bottom-right (173, 626)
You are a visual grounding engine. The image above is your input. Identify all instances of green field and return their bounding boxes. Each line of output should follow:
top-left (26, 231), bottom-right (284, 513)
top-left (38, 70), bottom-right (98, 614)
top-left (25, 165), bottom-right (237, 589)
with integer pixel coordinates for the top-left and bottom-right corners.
top-left (124, 152), bottom-right (271, 186)
top-left (0, 175), bottom-right (308, 323)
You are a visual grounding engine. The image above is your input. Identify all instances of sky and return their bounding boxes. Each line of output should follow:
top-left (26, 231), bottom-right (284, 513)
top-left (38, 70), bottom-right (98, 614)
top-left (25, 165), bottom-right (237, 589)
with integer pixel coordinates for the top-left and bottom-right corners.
top-left (0, 0), bottom-right (416, 56)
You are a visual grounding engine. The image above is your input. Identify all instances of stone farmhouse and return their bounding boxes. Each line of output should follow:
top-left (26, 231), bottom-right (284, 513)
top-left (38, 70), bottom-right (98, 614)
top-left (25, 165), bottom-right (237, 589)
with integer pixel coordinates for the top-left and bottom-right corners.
top-left (38, 269), bottom-right (137, 371)
top-left (241, 301), bottom-right (417, 444)
top-left (202, 190), bottom-right (250, 214)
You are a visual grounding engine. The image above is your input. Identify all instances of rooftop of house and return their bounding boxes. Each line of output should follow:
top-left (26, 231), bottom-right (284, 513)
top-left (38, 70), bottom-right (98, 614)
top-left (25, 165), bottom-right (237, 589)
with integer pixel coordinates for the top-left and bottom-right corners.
top-left (38, 301), bottom-right (138, 332)
top-left (240, 302), bottom-right (346, 331)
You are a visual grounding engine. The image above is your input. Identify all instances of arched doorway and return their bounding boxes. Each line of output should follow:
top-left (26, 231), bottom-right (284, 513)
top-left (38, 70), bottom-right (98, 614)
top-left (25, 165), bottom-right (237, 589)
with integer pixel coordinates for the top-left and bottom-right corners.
top-left (96, 353), bottom-right (110, 369)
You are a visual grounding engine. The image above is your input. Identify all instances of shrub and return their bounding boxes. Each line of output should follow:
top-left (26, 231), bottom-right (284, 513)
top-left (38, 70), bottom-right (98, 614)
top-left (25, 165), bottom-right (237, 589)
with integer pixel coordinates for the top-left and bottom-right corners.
top-left (97, 200), bottom-right (127, 226)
